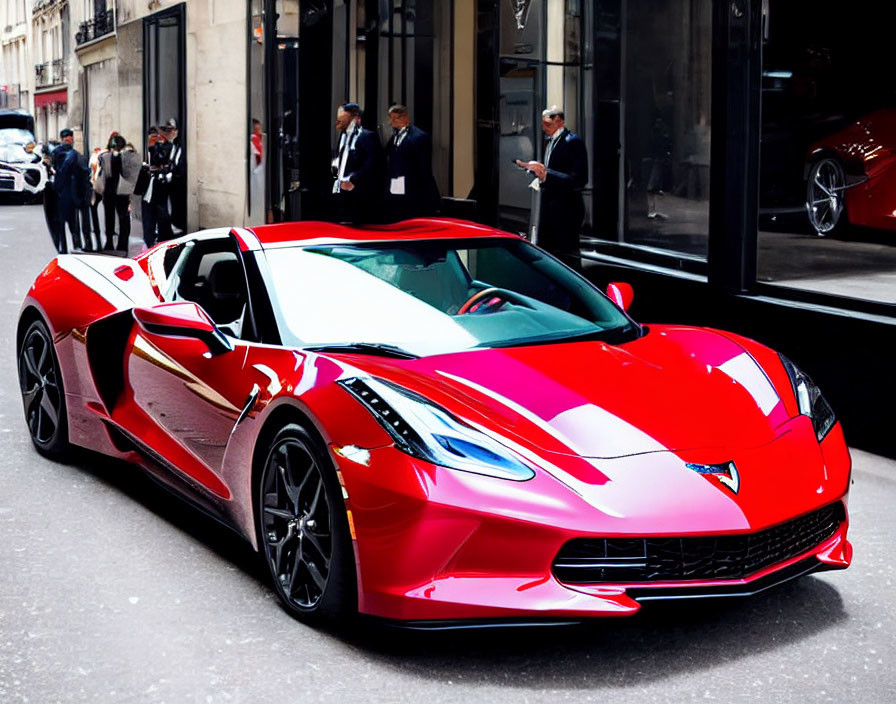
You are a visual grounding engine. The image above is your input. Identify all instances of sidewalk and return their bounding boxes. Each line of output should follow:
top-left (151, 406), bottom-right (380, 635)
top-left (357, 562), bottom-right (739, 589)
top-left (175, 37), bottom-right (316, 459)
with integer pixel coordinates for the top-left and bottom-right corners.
top-left (850, 448), bottom-right (896, 479)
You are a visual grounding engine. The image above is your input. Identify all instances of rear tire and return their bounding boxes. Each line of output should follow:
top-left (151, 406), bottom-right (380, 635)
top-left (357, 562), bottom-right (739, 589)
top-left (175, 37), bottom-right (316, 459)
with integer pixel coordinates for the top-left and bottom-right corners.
top-left (18, 319), bottom-right (69, 458)
top-left (255, 423), bottom-right (356, 626)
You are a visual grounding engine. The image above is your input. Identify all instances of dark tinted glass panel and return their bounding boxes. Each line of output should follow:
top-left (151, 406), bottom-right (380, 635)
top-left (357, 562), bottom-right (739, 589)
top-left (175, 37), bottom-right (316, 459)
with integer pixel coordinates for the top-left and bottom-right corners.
top-left (758, 1), bottom-right (896, 305)
top-left (620, 0), bottom-right (711, 259)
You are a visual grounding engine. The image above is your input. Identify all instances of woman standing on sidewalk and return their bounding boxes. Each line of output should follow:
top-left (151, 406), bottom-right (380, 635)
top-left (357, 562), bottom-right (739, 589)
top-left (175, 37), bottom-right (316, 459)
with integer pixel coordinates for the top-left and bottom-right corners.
top-left (97, 135), bottom-right (142, 253)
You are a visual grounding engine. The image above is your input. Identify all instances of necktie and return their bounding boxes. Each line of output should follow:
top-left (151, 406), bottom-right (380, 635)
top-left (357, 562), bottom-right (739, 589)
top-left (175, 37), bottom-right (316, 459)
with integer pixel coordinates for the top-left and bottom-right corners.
top-left (333, 130), bottom-right (353, 193)
top-left (545, 130), bottom-right (561, 167)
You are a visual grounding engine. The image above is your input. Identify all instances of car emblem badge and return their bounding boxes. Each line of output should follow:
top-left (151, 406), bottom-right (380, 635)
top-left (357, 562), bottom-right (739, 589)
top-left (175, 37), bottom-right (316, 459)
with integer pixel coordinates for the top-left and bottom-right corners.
top-left (509, 0), bottom-right (534, 30)
top-left (686, 461), bottom-right (740, 494)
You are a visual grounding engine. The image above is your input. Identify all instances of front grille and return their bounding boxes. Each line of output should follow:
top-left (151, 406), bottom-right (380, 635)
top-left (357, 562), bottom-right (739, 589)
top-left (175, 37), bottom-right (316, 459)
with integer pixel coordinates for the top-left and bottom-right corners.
top-left (0, 179), bottom-right (15, 190)
top-left (553, 502), bottom-right (845, 584)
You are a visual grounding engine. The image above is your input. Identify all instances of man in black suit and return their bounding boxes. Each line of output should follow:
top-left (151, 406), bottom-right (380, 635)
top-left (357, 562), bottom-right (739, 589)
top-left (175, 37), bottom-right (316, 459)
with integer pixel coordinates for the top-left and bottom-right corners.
top-left (142, 129), bottom-right (175, 243)
top-left (161, 118), bottom-right (186, 235)
top-left (50, 128), bottom-right (88, 253)
top-left (331, 102), bottom-right (383, 224)
top-left (516, 106), bottom-right (588, 262)
top-left (383, 104), bottom-right (440, 223)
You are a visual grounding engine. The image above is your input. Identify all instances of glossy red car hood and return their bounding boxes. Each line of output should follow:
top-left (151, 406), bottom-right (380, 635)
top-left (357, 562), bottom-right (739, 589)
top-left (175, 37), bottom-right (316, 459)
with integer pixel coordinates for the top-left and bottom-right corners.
top-left (342, 325), bottom-right (793, 460)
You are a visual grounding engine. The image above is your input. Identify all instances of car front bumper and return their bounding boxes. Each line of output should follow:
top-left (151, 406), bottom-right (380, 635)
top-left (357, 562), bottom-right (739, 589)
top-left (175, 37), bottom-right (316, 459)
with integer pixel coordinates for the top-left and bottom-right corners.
top-left (332, 425), bottom-right (852, 622)
top-left (0, 163), bottom-right (47, 194)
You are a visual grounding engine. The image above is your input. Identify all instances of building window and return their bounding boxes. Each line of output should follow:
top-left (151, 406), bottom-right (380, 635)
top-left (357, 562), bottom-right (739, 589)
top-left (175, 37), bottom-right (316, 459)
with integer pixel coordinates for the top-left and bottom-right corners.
top-left (616, 0), bottom-right (711, 261)
top-left (496, 0), bottom-right (591, 236)
top-left (757, 0), bottom-right (896, 307)
top-left (143, 8), bottom-right (184, 136)
top-left (76, 1), bottom-right (115, 46)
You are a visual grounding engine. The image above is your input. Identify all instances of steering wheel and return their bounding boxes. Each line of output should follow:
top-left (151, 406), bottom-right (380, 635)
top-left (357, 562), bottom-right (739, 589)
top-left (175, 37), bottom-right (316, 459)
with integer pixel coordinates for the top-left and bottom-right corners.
top-left (457, 287), bottom-right (533, 315)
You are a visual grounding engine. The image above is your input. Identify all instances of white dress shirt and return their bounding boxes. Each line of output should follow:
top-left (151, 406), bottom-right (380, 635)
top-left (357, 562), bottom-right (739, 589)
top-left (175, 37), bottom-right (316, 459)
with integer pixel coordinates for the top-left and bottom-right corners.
top-left (333, 122), bottom-right (359, 193)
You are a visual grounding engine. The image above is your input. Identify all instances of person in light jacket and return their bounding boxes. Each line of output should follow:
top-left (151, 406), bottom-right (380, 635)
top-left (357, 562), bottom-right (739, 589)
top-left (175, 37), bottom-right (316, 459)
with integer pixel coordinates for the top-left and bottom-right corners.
top-left (97, 135), bottom-right (143, 253)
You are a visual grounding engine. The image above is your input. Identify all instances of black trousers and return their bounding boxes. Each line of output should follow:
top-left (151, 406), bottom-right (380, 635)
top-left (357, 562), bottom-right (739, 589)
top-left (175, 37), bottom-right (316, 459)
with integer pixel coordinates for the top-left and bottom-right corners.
top-left (78, 205), bottom-right (94, 251)
top-left (538, 194), bottom-right (585, 263)
top-left (56, 196), bottom-right (81, 254)
top-left (142, 198), bottom-right (173, 246)
top-left (43, 186), bottom-right (65, 253)
top-left (90, 192), bottom-right (103, 248)
top-left (104, 194), bottom-right (131, 252)
top-left (141, 199), bottom-right (156, 248)
top-left (331, 190), bottom-right (380, 225)
top-left (170, 181), bottom-right (187, 233)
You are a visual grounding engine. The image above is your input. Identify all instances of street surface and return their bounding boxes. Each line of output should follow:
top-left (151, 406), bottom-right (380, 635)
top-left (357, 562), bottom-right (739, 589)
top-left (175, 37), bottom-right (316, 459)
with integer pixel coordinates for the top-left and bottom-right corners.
top-left (0, 204), bottom-right (894, 703)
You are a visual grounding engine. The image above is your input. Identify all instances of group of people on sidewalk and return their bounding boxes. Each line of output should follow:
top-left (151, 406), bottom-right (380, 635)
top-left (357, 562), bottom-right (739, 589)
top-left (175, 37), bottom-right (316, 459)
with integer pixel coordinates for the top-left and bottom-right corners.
top-left (330, 102), bottom-right (588, 261)
top-left (42, 119), bottom-right (186, 256)
top-left (41, 101), bottom-right (585, 262)
top-left (330, 103), bottom-right (441, 226)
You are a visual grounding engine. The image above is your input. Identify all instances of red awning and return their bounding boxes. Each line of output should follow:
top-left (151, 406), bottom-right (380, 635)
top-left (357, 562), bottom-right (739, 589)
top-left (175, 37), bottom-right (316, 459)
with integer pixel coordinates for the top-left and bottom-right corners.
top-left (34, 89), bottom-right (67, 108)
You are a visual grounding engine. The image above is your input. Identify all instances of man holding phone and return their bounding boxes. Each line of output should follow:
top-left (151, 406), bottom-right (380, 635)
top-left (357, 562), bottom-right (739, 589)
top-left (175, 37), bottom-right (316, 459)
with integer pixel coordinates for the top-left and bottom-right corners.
top-left (515, 106), bottom-right (588, 262)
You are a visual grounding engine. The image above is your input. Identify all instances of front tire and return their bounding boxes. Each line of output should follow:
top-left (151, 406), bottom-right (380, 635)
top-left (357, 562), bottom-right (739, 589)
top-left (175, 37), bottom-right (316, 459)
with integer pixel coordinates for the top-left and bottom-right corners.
top-left (18, 318), bottom-right (69, 458)
top-left (806, 157), bottom-right (848, 236)
top-left (256, 423), bottom-right (356, 626)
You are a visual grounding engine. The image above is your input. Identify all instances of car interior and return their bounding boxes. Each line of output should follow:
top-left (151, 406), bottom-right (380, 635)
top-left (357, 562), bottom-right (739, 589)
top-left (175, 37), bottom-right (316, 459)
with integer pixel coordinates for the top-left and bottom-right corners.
top-left (164, 239), bottom-right (251, 339)
top-left (296, 242), bottom-right (606, 346)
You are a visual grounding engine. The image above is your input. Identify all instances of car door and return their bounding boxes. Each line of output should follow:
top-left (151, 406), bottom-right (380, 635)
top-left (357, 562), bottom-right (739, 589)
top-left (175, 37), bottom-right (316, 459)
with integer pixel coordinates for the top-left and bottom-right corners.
top-left (112, 239), bottom-right (266, 502)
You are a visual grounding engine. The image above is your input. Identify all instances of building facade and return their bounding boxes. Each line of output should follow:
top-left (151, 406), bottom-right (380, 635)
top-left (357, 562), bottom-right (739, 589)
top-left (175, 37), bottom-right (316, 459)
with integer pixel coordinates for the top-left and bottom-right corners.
top-left (63, 0), bottom-right (249, 231)
top-left (0, 0), bottom-right (32, 113)
top-left (31, 0), bottom-right (70, 143)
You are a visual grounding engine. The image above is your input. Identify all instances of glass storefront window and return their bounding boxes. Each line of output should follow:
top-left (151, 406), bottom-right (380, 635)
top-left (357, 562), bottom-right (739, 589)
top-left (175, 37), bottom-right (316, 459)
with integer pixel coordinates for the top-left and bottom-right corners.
top-left (355, 1), bottom-right (449, 196)
top-left (758, 0), bottom-right (896, 305)
top-left (247, 0), bottom-right (266, 225)
top-left (497, 0), bottom-right (590, 236)
top-left (501, 0), bottom-right (544, 61)
top-left (619, 0), bottom-right (712, 260)
top-left (498, 59), bottom-right (541, 232)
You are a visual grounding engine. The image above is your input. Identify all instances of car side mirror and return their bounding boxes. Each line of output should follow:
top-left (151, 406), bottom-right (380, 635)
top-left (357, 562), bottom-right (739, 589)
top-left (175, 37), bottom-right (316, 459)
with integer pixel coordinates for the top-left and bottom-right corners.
top-left (606, 282), bottom-right (634, 311)
top-left (133, 302), bottom-right (233, 355)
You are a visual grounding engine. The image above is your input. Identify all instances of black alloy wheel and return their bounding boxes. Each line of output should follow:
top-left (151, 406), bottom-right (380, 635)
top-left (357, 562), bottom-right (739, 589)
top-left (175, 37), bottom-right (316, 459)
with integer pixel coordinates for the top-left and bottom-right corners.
top-left (18, 319), bottom-right (69, 457)
top-left (257, 424), bottom-right (355, 625)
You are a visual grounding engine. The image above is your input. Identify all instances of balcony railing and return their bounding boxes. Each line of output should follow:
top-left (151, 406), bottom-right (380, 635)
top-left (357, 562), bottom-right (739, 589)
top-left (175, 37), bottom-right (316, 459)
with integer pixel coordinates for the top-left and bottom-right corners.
top-left (32, 0), bottom-right (65, 11)
top-left (75, 9), bottom-right (115, 46)
top-left (34, 59), bottom-right (67, 88)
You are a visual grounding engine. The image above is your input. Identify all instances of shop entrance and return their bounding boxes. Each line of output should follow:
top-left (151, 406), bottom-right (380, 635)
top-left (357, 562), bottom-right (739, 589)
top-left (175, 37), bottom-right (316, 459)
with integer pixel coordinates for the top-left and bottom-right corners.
top-left (274, 38), bottom-right (301, 221)
top-left (143, 4), bottom-right (186, 231)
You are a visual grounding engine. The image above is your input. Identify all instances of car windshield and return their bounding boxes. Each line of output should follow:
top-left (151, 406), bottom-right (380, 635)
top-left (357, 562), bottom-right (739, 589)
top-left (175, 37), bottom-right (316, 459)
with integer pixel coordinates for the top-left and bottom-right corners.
top-left (0, 129), bottom-right (37, 162)
top-left (0, 128), bottom-right (35, 146)
top-left (264, 237), bottom-right (637, 356)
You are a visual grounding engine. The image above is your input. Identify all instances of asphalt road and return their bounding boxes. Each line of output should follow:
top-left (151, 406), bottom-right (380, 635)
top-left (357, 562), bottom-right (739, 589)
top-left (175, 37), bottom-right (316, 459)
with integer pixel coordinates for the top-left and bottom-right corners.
top-left (0, 204), bottom-right (894, 703)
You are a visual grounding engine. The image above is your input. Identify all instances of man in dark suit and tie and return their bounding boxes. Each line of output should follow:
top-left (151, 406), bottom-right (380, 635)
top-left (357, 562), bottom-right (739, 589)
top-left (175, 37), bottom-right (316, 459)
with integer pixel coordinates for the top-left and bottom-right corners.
top-left (331, 102), bottom-right (383, 224)
top-left (516, 106), bottom-right (588, 262)
top-left (383, 104), bottom-right (440, 223)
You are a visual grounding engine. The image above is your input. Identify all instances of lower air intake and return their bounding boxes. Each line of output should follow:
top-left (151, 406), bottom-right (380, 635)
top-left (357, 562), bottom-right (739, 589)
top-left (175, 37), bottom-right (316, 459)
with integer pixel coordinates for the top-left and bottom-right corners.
top-left (553, 502), bottom-right (845, 584)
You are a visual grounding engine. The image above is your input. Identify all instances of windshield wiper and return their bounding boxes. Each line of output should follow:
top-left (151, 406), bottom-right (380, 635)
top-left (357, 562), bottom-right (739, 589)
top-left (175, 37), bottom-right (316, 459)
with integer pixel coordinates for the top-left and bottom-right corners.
top-left (474, 322), bottom-right (643, 349)
top-left (303, 342), bottom-right (420, 359)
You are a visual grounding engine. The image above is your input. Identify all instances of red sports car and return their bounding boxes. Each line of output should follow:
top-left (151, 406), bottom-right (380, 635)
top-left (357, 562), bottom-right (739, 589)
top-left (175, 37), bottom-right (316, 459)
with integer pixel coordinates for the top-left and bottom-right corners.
top-left (806, 108), bottom-right (896, 235)
top-left (17, 218), bottom-right (852, 627)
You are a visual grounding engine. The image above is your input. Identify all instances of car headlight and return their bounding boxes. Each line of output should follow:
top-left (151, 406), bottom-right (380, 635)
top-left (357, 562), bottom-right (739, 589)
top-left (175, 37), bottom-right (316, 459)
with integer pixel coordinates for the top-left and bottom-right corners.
top-left (338, 376), bottom-right (535, 481)
top-left (23, 168), bottom-right (41, 187)
top-left (779, 354), bottom-right (836, 442)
